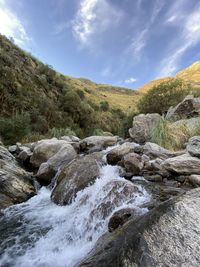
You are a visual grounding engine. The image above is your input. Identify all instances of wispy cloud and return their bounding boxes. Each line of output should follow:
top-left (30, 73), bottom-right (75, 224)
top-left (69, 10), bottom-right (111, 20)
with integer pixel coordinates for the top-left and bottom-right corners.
top-left (124, 77), bottom-right (137, 84)
top-left (158, 2), bottom-right (200, 77)
top-left (72, 0), bottom-right (123, 47)
top-left (129, 0), bottom-right (164, 58)
top-left (0, 0), bottom-right (30, 48)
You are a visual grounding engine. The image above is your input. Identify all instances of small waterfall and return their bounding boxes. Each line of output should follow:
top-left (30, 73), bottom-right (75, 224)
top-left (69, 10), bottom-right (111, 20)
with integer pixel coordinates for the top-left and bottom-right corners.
top-left (0, 163), bottom-right (151, 267)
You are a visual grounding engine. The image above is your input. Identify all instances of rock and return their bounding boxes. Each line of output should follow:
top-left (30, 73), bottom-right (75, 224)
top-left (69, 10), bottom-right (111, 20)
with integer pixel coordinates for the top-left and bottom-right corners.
top-left (143, 158), bottom-right (170, 178)
top-left (161, 153), bottom-right (200, 175)
top-left (187, 136), bottom-right (200, 157)
top-left (143, 142), bottom-right (184, 160)
top-left (51, 152), bottom-right (103, 205)
top-left (80, 136), bottom-right (118, 152)
top-left (106, 142), bottom-right (138, 165)
top-left (122, 153), bottom-right (144, 175)
top-left (188, 175), bottom-right (200, 187)
top-left (166, 95), bottom-right (200, 121)
top-left (78, 188), bottom-right (200, 267)
top-left (108, 208), bottom-right (135, 232)
top-left (0, 145), bottom-right (35, 210)
top-left (144, 174), bottom-right (163, 182)
top-left (8, 145), bottom-right (18, 154)
top-left (17, 147), bottom-right (33, 164)
top-left (129, 113), bottom-right (161, 144)
top-left (36, 144), bottom-right (77, 184)
top-left (60, 136), bottom-right (72, 142)
top-left (30, 138), bottom-right (71, 168)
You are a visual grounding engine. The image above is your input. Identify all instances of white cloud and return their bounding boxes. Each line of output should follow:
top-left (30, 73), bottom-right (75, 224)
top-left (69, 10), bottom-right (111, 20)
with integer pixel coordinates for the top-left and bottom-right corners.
top-left (158, 3), bottom-right (200, 77)
top-left (0, 0), bottom-right (29, 47)
top-left (72, 0), bottom-right (123, 46)
top-left (124, 77), bottom-right (137, 84)
top-left (129, 0), bottom-right (164, 58)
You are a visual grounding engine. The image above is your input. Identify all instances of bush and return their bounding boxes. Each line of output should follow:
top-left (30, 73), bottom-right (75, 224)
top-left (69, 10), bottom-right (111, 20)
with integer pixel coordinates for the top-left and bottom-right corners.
top-left (48, 127), bottom-right (76, 138)
top-left (0, 112), bottom-right (31, 144)
top-left (138, 79), bottom-right (192, 115)
top-left (100, 101), bottom-right (109, 111)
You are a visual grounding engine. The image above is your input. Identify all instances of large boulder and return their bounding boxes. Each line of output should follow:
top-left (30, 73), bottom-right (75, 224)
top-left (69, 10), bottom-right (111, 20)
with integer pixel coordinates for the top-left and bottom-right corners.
top-left (78, 188), bottom-right (200, 267)
top-left (188, 175), bottom-right (200, 187)
top-left (80, 136), bottom-right (118, 152)
top-left (143, 142), bottom-right (184, 160)
top-left (129, 113), bottom-right (161, 144)
top-left (106, 142), bottom-right (138, 165)
top-left (122, 152), bottom-right (144, 175)
top-left (36, 144), bottom-right (77, 184)
top-left (51, 153), bottom-right (103, 205)
top-left (166, 95), bottom-right (200, 121)
top-left (187, 136), bottom-right (200, 157)
top-left (0, 146), bottom-right (35, 210)
top-left (161, 153), bottom-right (200, 175)
top-left (30, 138), bottom-right (71, 168)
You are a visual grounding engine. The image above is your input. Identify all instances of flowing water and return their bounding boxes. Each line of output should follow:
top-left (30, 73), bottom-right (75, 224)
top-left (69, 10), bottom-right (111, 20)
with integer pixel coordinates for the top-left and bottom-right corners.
top-left (0, 163), bottom-right (151, 267)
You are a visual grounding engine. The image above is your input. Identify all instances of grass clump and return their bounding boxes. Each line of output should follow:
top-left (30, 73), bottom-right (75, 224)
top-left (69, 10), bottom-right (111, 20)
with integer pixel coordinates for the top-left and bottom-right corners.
top-left (150, 117), bottom-right (190, 150)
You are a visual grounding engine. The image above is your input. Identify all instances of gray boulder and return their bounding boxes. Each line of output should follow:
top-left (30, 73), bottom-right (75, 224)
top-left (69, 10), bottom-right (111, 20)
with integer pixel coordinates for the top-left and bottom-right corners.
top-left (30, 138), bottom-right (71, 168)
top-left (188, 175), bottom-right (200, 187)
top-left (129, 113), bottom-right (161, 144)
top-left (166, 95), bottom-right (200, 121)
top-left (51, 153), bottom-right (103, 205)
top-left (161, 153), bottom-right (200, 175)
top-left (78, 188), bottom-right (200, 267)
top-left (122, 152), bottom-right (144, 175)
top-left (36, 144), bottom-right (77, 184)
top-left (106, 142), bottom-right (138, 165)
top-left (80, 136), bottom-right (118, 152)
top-left (0, 146), bottom-right (35, 210)
top-left (187, 136), bottom-right (200, 157)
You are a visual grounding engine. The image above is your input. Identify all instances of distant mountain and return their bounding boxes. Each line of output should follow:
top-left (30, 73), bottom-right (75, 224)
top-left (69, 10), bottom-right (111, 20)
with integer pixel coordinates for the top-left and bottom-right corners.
top-left (138, 61), bottom-right (200, 93)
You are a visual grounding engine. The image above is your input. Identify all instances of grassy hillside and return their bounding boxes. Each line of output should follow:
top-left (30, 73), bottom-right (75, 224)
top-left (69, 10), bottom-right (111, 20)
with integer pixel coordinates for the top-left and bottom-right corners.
top-left (138, 61), bottom-right (200, 94)
top-left (0, 34), bottom-right (139, 144)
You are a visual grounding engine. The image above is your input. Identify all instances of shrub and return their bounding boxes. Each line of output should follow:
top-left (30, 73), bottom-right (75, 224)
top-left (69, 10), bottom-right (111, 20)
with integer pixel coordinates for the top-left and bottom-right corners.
top-left (138, 79), bottom-right (192, 115)
top-left (92, 128), bottom-right (105, 136)
top-left (100, 101), bottom-right (109, 111)
top-left (0, 112), bottom-right (31, 144)
top-left (48, 127), bottom-right (76, 138)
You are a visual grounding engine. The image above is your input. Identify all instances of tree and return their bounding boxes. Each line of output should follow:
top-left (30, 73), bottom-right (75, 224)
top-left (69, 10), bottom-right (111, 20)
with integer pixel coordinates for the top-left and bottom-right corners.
top-left (137, 79), bottom-right (192, 115)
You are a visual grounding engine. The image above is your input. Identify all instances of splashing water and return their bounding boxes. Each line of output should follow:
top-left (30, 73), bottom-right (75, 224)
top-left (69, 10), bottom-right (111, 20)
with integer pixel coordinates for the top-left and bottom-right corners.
top-left (0, 164), bottom-right (151, 267)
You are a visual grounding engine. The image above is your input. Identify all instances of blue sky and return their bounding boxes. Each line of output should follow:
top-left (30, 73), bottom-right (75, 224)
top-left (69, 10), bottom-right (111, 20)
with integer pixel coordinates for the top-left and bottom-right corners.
top-left (0, 0), bottom-right (200, 89)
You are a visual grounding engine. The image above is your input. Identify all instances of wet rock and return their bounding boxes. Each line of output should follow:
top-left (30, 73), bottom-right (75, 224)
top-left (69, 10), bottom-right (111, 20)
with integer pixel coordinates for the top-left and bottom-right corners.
top-left (36, 144), bottom-right (77, 184)
top-left (80, 136), bottom-right (118, 152)
top-left (30, 138), bottom-right (71, 168)
top-left (188, 175), bottom-right (200, 187)
top-left (0, 145), bottom-right (35, 210)
top-left (161, 153), bottom-right (200, 175)
top-left (175, 175), bottom-right (187, 183)
top-left (129, 113), bottom-right (161, 144)
top-left (143, 158), bottom-right (170, 178)
top-left (108, 208), bottom-right (135, 232)
top-left (51, 152), bottom-right (103, 205)
top-left (144, 174), bottom-right (163, 182)
top-left (106, 142), bottom-right (138, 165)
top-left (17, 147), bottom-right (33, 164)
top-left (123, 153), bottom-right (144, 175)
top-left (166, 95), bottom-right (200, 121)
top-left (78, 188), bottom-right (200, 267)
top-left (187, 136), bottom-right (200, 157)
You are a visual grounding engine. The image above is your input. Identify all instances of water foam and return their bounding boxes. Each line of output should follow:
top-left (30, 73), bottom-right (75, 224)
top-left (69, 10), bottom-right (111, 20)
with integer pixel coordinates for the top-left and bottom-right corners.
top-left (0, 164), bottom-right (151, 267)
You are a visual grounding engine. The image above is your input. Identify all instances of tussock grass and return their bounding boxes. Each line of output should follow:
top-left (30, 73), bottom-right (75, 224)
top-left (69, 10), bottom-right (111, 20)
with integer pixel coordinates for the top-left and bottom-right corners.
top-left (150, 117), bottom-right (190, 150)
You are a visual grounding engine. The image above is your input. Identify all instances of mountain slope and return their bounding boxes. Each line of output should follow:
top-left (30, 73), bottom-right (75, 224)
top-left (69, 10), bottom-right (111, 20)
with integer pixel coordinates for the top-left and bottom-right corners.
top-left (0, 34), bottom-right (139, 144)
top-left (138, 61), bottom-right (200, 93)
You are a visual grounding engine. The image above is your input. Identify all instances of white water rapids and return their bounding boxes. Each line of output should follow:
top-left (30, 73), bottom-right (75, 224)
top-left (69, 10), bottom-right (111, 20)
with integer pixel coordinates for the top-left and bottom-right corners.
top-left (0, 163), bottom-right (151, 267)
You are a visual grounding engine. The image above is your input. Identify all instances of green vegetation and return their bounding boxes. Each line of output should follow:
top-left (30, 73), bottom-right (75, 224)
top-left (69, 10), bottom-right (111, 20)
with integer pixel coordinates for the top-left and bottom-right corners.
top-left (137, 79), bottom-right (193, 115)
top-left (0, 34), bottom-right (139, 144)
top-left (150, 117), bottom-right (190, 150)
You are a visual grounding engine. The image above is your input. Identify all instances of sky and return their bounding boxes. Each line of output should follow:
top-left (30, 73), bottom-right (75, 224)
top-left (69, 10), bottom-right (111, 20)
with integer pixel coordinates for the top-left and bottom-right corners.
top-left (0, 0), bottom-right (200, 89)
